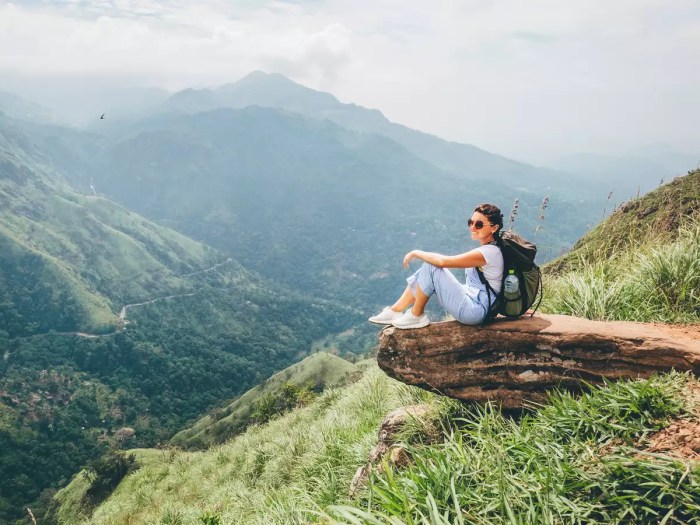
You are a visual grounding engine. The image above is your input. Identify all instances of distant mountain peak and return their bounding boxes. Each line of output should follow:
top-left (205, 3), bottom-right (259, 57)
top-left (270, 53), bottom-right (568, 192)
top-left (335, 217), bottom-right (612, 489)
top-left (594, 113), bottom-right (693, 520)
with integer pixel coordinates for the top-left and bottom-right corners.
top-left (236, 70), bottom-right (292, 84)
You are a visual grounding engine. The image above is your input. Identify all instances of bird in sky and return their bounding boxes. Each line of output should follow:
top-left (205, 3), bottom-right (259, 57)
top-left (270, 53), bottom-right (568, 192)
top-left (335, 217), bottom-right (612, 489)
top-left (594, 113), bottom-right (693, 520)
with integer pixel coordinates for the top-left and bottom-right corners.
top-left (100, 113), bottom-right (105, 119)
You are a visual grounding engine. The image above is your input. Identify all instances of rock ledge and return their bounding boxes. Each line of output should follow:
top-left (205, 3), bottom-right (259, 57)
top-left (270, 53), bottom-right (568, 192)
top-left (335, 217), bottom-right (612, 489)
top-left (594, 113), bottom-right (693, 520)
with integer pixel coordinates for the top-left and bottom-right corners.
top-left (377, 314), bottom-right (700, 408)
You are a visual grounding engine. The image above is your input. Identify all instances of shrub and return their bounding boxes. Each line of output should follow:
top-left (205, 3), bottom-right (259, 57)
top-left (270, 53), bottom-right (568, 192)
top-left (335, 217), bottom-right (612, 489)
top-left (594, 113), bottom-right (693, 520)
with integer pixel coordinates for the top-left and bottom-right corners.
top-left (84, 451), bottom-right (137, 504)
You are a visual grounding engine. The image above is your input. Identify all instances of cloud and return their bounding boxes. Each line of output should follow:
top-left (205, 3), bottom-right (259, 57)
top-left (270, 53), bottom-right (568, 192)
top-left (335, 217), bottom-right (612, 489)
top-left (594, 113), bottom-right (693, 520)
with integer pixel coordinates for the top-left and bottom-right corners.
top-left (0, 0), bottom-right (698, 159)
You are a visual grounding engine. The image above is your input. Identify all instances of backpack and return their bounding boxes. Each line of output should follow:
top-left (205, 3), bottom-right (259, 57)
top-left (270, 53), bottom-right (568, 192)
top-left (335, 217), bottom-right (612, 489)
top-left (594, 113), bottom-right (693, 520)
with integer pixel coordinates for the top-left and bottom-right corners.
top-left (477, 231), bottom-right (543, 321)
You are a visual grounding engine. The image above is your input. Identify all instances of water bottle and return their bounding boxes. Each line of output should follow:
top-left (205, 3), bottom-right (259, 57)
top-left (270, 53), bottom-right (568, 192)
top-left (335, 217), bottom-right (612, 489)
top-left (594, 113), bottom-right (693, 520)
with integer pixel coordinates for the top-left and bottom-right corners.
top-left (503, 270), bottom-right (522, 316)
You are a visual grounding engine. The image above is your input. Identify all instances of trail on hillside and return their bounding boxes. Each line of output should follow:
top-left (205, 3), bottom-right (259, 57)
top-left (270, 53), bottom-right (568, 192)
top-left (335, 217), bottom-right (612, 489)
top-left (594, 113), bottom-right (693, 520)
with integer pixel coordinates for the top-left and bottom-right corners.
top-left (9, 259), bottom-right (233, 341)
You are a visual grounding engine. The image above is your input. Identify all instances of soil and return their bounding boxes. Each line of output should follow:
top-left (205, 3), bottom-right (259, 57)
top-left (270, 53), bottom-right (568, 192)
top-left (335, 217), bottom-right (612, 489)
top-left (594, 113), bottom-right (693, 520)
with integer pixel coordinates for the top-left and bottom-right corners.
top-left (642, 381), bottom-right (700, 461)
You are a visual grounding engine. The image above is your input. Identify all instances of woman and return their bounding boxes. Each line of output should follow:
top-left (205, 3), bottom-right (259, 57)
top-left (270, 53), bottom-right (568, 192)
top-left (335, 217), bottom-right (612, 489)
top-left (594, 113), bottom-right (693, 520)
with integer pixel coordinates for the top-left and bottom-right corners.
top-left (369, 203), bottom-right (504, 329)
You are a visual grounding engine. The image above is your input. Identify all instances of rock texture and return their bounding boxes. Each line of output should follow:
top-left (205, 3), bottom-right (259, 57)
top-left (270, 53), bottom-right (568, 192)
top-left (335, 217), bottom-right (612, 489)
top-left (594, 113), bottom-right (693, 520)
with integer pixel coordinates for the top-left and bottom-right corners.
top-left (349, 405), bottom-right (432, 497)
top-left (378, 314), bottom-right (700, 408)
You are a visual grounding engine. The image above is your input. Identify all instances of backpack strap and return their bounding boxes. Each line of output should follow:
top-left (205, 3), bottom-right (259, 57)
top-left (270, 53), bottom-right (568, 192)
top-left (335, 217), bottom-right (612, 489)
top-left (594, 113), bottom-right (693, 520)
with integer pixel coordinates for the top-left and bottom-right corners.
top-left (476, 266), bottom-right (499, 323)
top-left (528, 267), bottom-right (544, 317)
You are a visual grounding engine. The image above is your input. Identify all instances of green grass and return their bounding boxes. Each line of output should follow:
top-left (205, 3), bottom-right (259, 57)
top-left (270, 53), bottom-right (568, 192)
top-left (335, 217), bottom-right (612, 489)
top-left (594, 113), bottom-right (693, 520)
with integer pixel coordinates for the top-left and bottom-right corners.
top-left (170, 352), bottom-right (362, 449)
top-left (54, 368), bottom-right (700, 525)
top-left (325, 373), bottom-right (698, 525)
top-left (545, 169), bottom-right (700, 276)
top-left (542, 224), bottom-right (700, 323)
top-left (54, 366), bottom-right (437, 525)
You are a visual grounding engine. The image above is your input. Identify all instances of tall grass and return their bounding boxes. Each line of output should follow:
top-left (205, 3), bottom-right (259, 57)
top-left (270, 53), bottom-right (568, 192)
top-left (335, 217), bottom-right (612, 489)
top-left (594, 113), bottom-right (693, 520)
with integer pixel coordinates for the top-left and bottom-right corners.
top-left (543, 225), bottom-right (700, 323)
top-left (325, 373), bottom-right (699, 525)
top-left (55, 368), bottom-right (446, 525)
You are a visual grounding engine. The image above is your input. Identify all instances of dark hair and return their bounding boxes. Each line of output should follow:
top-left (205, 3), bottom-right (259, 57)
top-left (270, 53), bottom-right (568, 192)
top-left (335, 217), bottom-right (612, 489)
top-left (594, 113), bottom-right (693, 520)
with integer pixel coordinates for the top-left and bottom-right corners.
top-left (474, 203), bottom-right (503, 239)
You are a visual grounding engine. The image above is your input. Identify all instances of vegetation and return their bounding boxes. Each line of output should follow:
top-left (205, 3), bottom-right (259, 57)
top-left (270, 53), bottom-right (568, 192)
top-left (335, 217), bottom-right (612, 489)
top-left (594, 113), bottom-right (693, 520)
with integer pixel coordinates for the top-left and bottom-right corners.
top-left (542, 170), bottom-right (700, 323)
top-left (545, 169), bottom-right (700, 276)
top-left (51, 366), bottom-right (700, 525)
top-left (170, 352), bottom-right (362, 450)
top-left (0, 122), bottom-right (365, 522)
top-left (84, 451), bottom-right (137, 504)
top-left (327, 373), bottom-right (697, 525)
top-left (49, 169), bottom-right (700, 524)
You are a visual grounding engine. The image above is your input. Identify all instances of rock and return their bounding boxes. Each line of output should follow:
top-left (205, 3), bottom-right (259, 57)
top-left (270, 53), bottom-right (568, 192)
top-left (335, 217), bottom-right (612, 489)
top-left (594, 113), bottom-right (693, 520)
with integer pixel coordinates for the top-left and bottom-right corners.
top-left (378, 314), bottom-right (700, 409)
top-left (349, 404), bottom-right (432, 497)
top-left (114, 427), bottom-right (136, 442)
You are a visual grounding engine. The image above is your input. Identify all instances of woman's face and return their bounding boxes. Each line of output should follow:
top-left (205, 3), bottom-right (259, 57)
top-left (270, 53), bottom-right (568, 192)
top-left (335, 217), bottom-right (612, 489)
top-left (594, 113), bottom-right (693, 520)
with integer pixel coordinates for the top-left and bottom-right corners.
top-left (468, 211), bottom-right (499, 244)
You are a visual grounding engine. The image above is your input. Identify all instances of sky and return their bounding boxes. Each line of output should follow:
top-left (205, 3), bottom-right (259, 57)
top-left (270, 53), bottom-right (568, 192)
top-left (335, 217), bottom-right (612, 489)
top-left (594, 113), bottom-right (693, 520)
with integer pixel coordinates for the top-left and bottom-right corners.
top-left (0, 0), bottom-right (699, 163)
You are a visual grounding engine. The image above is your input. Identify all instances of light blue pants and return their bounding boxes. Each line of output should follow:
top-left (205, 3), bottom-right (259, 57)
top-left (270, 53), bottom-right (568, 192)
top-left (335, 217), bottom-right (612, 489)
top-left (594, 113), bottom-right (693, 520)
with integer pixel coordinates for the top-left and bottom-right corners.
top-left (407, 262), bottom-right (489, 325)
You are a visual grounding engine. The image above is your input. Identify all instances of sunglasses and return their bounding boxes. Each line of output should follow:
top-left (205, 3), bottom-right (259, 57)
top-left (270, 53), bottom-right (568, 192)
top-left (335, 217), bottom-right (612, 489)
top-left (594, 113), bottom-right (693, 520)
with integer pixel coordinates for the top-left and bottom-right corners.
top-left (467, 219), bottom-right (489, 230)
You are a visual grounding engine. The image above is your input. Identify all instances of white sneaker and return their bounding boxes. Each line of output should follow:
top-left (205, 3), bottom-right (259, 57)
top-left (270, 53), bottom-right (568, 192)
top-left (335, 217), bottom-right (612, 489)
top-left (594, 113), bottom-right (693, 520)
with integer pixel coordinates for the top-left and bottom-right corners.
top-left (368, 307), bottom-right (403, 325)
top-left (392, 310), bottom-right (430, 329)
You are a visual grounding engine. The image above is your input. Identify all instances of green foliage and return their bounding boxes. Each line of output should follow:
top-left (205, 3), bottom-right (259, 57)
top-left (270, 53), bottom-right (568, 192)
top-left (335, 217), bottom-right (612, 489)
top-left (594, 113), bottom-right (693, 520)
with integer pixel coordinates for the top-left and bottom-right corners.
top-left (251, 381), bottom-right (317, 424)
top-left (543, 224), bottom-right (699, 322)
top-left (84, 451), bottom-right (137, 504)
top-left (199, 511), bottom-right (223, 525)
top-left (325, 374), bottom-right (696, 525)
top-left (170, 352), bottom-right (361, 450)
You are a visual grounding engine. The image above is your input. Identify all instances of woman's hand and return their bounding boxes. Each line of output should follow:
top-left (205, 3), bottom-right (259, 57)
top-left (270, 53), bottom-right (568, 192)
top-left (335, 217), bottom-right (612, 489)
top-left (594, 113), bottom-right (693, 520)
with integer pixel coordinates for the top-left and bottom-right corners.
top-left (403, 250), bottom-right (417, 269)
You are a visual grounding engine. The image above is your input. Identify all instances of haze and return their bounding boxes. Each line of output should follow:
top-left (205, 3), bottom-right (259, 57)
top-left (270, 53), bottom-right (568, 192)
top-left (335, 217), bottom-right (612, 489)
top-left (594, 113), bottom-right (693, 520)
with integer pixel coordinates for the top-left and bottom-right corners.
top-left (1, 0), bottom-right (698, 165)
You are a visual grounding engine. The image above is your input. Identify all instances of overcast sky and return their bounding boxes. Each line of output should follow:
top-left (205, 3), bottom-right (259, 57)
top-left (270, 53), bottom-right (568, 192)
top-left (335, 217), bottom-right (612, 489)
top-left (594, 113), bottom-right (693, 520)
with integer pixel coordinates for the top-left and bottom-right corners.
top-left (1, 0), bottom-right (698, 163)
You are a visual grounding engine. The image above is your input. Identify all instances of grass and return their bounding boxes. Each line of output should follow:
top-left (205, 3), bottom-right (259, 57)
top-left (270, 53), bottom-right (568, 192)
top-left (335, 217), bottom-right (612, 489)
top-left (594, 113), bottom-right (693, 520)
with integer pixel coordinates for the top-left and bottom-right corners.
top-left (546, 169), bottom-right (700, 276)
top-left (542, 224), bottom-right (700, 323)
top-left (54, 367), bottom-right (439, 525)
top-left (53, 367), bottom-right (700, 525)
top-left (325, 373), bottom-right (699, 525)
top-left (170, 352), bottom-right (362, 449)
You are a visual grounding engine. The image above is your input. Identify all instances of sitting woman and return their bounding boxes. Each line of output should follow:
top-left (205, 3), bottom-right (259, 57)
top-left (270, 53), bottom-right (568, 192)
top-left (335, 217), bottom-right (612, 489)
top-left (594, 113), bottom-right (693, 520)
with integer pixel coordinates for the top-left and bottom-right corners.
top-left (369, 203), bottom-right (504, 329)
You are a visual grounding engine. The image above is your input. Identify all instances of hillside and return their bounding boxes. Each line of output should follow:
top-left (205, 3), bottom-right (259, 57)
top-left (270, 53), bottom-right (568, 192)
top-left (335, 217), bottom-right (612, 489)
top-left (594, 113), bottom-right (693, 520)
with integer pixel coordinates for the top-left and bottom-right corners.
top-left (0, 116), bottom-right (220, 336)
top-left (166, 71), bottom-right (576, 190)
top-left (545, 168), bottom-right (700, 275)
top-left (170, 352), bottom-right (361, 449)
top-left (51, 365), bottom-right (700, 524)
top-left (0, 116), bottom-right (363, 522)
top-left (71, 106), bottom-right (599, 315)
top-left (49, 168), bottom-right (700, 524)
top-left (539, 169), bottom-right (699, 324)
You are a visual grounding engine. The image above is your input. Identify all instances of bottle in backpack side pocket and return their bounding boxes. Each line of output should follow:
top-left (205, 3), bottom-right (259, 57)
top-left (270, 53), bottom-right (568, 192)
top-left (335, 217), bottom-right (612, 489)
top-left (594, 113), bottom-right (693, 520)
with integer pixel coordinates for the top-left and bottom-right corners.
top-left (503, 269), bottom-right (522, 317)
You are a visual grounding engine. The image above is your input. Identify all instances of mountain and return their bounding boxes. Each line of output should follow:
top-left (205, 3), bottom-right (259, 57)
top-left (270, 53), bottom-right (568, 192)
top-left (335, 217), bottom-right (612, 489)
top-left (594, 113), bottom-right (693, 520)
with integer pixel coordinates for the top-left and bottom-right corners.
top-left (0, 114), bottom-right (360, 522)
top-left (0, 115), bottom-right (220, 336)
top-left (0, 91), bottom-right (51, 122)
top-left (165, 71), bottom-right (575, 190)
top-left (68, 105), bottom-right (598, 313)
top-left (1, 76), bottom-right (608, 314)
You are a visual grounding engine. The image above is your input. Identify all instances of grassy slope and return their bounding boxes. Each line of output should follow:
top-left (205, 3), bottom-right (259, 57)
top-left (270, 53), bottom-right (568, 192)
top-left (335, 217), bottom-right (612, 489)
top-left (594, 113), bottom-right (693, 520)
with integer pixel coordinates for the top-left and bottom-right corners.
top-left (0, 124), bottom-right (219, 334)
top-left (53, 366), bottom-right (700, 525)
top-left (53, 365), bottom-right (418, 524)
top-left (545, 169), bottom-right (700, 275)
top-left (170, 352), bottom-right (361, 449)
top-left (540, 169), bottom-right (699, 324)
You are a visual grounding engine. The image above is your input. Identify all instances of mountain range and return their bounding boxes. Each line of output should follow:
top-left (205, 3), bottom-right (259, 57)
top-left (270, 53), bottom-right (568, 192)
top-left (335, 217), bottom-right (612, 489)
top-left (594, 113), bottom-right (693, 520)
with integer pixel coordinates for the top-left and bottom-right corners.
top-left (0, 71), bottom-right (696, 522)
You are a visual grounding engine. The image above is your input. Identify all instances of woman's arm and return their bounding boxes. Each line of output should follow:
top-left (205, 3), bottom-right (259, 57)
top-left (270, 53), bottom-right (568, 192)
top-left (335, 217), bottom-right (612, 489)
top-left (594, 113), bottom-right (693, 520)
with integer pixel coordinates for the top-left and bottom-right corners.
top-left (403, 249), bottom-right (486, 269)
